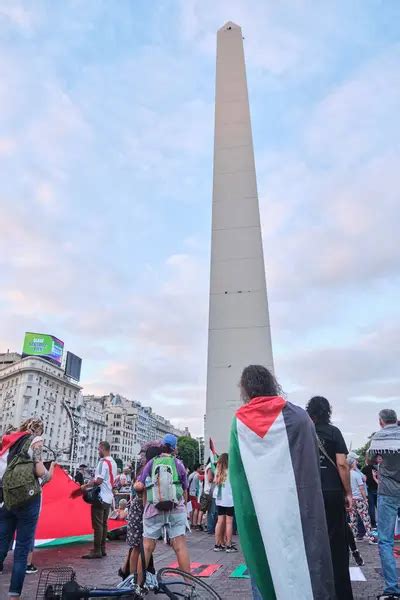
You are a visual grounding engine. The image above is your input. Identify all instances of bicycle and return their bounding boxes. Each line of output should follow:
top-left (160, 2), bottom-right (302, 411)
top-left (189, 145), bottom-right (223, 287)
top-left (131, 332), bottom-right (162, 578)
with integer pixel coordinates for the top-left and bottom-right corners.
top-left (36, 566), bottom-right (221, 600)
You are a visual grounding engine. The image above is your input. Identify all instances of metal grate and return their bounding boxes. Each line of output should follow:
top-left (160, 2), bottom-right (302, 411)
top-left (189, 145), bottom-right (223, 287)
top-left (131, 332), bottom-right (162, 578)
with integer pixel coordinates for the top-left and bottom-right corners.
top-left (35, 567), bottom-right (76, 600)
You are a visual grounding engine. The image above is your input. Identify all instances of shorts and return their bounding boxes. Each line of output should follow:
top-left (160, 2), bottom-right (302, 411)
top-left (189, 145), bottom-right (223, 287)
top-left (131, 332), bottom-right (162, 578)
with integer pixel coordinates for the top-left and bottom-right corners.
top-left (189, 495), bottom-right (201, 511)
top-left (143, 510), bottom-right (188, 540)
top-left (217, 505), bottom-right (234, 517)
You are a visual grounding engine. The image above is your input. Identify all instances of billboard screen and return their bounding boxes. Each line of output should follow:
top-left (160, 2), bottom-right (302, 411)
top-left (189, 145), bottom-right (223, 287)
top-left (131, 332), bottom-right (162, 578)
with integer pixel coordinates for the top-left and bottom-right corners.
top-left (65, 351), bottom-right (82, 381)
top-left (22, 332), bottom-right (64, 366)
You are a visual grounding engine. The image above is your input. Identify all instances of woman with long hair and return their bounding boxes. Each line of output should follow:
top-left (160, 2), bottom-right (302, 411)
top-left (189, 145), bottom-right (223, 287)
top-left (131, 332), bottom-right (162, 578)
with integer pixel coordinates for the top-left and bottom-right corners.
top-left (213, 453), bottom-right (237, 553)
top-left (306, 396), bottom-right (354, 600)
top-left (0, 418), bottom-right (54, 600)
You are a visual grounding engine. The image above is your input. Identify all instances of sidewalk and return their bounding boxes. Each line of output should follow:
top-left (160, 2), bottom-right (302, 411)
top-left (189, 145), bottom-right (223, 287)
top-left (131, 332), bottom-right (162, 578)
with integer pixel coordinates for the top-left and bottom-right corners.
top-left (0, 529), bottom-right (397, 599)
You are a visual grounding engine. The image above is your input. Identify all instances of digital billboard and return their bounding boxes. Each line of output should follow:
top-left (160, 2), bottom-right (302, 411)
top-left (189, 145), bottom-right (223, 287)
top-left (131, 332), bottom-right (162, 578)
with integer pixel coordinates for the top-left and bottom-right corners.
top-left (22, 332), bottom-right (64, 366)
top-left (65, 351), bottom-right (82, 381)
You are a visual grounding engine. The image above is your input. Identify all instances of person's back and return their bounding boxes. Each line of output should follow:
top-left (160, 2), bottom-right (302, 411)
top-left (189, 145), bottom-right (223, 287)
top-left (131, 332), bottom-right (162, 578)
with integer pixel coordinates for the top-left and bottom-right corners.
top-left (135, 434), bottom-right (190, 581)
top-left (369, 409), bottom-right (400, 597)
top-left (307, 396), bottom-right (353, 600)
top-left (0, 418), bottom-right (53, 599)
top-left (230, 366), bottom-right (336, 600)
top-left (188, 471), bottom-right (199, 497)
top-left (377, 453), bottom-right (400, 497)
top-left (96, 455), bottom-right (117, 505)
top-left (314, 422), bottom-right (347, 492)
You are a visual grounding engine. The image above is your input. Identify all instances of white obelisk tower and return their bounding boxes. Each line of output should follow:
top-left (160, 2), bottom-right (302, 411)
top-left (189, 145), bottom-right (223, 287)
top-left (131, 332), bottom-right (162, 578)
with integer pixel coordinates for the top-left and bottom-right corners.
top-left (205, 22), bottom-right (274, 452)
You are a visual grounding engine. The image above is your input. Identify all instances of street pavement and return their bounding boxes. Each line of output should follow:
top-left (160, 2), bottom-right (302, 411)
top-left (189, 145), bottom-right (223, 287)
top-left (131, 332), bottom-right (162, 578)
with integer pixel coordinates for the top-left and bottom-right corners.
top-left (0, 529), bottom-right (398, 599)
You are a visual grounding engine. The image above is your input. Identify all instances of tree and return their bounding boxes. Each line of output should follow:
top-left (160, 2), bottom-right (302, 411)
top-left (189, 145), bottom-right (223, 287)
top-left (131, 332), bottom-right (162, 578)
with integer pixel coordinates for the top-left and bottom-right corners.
top-left (354, 432), bottom-right (376, 469)
top-left (177, 436), bottom-right (199, 471)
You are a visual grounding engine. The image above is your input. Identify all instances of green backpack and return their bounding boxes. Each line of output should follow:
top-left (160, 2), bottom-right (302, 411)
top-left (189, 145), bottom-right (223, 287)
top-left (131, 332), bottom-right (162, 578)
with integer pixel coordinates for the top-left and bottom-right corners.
top-left (146, 455), bottom-right (183, 511)
top-left (2, 435), bottom-right (41, 510)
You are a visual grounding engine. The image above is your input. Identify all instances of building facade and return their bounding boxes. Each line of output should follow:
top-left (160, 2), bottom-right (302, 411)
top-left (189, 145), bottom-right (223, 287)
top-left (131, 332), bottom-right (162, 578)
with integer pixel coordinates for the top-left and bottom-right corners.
top-left (0, 354), bottom-right (82, 465)
top-left (82, 393), bottom-right (188, 467)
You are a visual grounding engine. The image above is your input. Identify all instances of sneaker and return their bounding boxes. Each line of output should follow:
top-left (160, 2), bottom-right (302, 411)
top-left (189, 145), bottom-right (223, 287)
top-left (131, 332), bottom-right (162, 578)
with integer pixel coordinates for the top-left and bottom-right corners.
top-left (82, 552), bottom-right (103, 559)
top-left (352, 550), bottom-right (364, 566)
top-left (213, 544), bottom-right (224, 552)
top-left (225, 544), bottom-right (238, 553)
top-left (26, 563), bottom-right (38, 574)
top-left (369, 537), bottom-right (378, 545)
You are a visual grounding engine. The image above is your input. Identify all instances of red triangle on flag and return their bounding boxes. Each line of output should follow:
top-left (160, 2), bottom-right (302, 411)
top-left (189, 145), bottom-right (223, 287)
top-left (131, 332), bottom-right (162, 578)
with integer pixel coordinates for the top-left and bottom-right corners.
top-left (236, 396), bottom-right (286, 438)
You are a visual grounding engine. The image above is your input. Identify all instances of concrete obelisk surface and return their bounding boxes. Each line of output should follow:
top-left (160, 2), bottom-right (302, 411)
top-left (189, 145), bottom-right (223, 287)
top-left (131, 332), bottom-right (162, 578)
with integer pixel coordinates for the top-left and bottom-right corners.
top-left (205, 22), bottom-right (274, 452)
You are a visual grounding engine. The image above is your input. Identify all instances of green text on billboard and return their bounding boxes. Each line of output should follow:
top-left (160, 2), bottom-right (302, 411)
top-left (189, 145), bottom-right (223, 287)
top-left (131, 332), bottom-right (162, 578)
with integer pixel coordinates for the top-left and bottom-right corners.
top-left (22, 332), bottom-right (64, 365)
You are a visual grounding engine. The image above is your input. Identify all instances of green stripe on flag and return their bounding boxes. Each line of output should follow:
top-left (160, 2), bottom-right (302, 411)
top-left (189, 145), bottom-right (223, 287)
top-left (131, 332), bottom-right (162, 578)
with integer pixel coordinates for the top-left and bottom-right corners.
top-left (36, 534), bottom-right (93, 548)
top-left (230, 418), bottom-right (276, 600)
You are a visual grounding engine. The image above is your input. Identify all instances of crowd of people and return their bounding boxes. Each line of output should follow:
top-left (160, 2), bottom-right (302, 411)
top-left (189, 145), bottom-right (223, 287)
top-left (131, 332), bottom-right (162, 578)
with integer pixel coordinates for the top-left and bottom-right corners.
top-left (0, 365), bottom-right (399, 600)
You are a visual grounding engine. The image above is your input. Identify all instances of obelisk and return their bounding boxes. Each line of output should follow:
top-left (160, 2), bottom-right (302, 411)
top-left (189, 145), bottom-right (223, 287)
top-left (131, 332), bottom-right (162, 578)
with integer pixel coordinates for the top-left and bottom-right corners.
top-left (205, 22), bottom-right (274, 452)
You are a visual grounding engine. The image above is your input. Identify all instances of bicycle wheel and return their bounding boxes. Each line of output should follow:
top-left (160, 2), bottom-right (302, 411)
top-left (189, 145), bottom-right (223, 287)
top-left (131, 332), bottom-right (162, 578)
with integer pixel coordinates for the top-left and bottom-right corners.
top-left (157, 568), bottom-right (221, 600)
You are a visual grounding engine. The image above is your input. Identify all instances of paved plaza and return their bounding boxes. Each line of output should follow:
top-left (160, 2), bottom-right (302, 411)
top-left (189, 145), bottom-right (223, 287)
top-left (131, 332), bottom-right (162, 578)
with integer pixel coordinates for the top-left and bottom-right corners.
top-left (0, 530), bottom-right (398, 599)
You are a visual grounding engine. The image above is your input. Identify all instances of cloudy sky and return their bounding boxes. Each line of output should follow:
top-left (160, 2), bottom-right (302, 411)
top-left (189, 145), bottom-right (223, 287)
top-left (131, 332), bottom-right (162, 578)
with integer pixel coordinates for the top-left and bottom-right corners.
top-left (0, 1), bottom-right (399, 446)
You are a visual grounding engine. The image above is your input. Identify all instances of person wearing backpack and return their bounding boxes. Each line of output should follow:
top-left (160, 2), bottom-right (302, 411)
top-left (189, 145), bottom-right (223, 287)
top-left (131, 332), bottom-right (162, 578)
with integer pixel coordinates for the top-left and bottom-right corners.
top-left (0, 418), bottom-right (53, 600)
top-left (80, 440), bottom-right (117, 559)
top-left (135, 434), bottom-right (190, 579)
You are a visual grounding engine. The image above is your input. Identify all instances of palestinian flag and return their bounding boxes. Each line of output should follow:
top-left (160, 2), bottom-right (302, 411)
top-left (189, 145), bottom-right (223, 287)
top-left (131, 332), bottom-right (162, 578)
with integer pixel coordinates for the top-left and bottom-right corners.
top-left (34, 465), bottom-right (125, 547)
top-left (208, 437), bottom-right (218, 473)
top-left (230, 396), bottom-right (335, 600)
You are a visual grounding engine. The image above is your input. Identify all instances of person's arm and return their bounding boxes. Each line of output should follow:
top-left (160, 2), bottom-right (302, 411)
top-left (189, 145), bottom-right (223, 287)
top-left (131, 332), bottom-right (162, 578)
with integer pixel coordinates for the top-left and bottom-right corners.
top-left (372, 469), bottom-right (379, 485)
top-left (336, 453), bottom-right (352, 511)
top-left (134, 460), bottom-right (152, 493)
top-left (359, 480), bottom-right (368, 502)
top-left (31, 440), bottom-right (49, 479)
top-left (41, 460), bottom-right (56, 484)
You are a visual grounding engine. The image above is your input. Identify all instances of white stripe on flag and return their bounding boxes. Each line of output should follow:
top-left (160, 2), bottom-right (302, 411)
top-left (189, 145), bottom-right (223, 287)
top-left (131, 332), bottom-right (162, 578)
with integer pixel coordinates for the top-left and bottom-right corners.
top-left (237, 412), bottom-right (314, 599)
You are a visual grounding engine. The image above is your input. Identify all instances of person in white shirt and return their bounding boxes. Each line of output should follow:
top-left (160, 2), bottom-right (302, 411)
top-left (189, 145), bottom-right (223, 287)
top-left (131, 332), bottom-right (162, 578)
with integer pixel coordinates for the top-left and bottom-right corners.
top-left (213, 453), bottom-right (237, 553)
top-left (348, 457), bottom-right (375, 544)
top-left (81, 441), bottom-right (117, 559)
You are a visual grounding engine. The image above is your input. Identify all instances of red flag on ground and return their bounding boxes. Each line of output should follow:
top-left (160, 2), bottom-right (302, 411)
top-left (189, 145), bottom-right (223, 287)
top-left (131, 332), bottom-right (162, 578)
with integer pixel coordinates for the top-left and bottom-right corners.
top-left (34, 465), bottom-right (125, 547)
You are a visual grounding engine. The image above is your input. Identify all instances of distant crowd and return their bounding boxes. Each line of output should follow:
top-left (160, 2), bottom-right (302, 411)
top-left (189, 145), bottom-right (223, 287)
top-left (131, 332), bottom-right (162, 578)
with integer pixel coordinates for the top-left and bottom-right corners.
top-left (0, 364), bottom-right (399, 600)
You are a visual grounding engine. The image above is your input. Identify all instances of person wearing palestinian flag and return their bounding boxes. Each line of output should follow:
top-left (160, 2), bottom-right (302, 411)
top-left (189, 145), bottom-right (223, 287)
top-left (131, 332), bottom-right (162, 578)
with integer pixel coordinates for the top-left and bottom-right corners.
top-left (230, 365), bottom-right (336, 600)
top-left (0, 418), bottom-right (53, 600)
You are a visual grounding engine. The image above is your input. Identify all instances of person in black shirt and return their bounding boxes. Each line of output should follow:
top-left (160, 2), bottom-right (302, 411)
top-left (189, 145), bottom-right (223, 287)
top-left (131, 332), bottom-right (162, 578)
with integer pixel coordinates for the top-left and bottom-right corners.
top-left (306, 396), bottom-right (354, 600)
top-left (362, 459), bottom-right (378, 528)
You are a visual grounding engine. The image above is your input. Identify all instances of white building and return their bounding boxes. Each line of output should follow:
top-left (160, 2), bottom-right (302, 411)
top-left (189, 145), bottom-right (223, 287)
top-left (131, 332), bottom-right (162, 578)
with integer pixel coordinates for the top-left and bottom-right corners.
top-left (0, 354), bottom-right (82, 465)
top-left (83, 393), bottom-right (188, 466)
top-left (73, 396), bottom-right (107, 469)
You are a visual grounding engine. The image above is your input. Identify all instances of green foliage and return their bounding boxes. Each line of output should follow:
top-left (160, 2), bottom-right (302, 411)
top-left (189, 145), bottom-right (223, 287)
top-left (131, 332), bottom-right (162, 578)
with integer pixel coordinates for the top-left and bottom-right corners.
top-left (354, 432), bottom-right (376, 468)
top-left (177, 436), bottom-right (199, 471)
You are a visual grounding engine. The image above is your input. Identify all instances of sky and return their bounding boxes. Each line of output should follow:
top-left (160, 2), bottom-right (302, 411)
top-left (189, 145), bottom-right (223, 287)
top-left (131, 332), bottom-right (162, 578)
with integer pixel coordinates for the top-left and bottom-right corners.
top-left (0, 1), bottom-right (399, 446)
